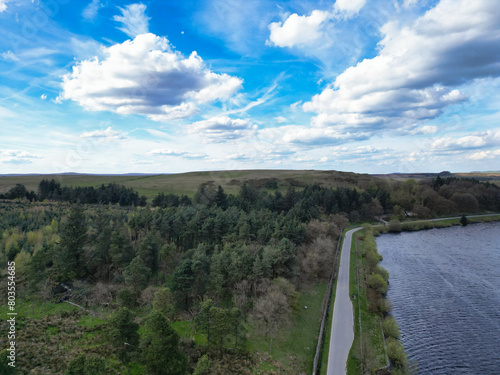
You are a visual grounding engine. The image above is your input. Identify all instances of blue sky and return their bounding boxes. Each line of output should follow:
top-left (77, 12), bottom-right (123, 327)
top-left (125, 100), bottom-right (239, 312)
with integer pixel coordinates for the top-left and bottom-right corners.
top-left (1, 0), bottom-right (499, 174)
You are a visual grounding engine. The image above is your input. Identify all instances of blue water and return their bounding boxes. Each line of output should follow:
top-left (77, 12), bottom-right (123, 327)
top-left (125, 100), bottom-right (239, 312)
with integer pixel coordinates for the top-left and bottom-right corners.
top-left (376, 222), bottom-right (500, 374)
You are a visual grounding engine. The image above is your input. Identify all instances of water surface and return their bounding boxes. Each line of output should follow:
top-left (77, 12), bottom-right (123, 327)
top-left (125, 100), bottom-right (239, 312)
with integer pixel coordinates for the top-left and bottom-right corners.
top-left (377, 222), bottom-right (500, 374)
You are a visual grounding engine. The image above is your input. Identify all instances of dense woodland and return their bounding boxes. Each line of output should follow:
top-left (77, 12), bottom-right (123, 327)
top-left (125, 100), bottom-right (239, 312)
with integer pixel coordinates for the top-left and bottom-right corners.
top-left (0, 175), bottom-right (499, 374)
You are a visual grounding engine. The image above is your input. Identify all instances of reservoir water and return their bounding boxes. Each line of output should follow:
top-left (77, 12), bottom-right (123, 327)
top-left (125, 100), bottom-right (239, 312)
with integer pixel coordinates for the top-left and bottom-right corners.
top-left (376, 222), bottom-right (500, 374)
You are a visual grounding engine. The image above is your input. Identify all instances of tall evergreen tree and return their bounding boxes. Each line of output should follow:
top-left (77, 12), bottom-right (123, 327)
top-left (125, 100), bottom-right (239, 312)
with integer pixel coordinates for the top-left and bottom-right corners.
top-left (55, 205), bottom-right (87, 281)
top-left (105, 307), bottom-right (140, 362)
top-left (141, 311), bottom-right (187, 375)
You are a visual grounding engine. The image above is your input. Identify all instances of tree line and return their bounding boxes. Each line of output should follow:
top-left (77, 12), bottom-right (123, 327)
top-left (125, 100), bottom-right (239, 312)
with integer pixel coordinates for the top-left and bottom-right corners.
top-left (0, 179), bottom-right (147, 207)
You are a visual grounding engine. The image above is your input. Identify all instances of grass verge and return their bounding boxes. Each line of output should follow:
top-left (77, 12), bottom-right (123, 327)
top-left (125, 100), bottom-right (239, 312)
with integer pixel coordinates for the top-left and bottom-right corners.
top-left (347, 229), bottom-right (387, 374)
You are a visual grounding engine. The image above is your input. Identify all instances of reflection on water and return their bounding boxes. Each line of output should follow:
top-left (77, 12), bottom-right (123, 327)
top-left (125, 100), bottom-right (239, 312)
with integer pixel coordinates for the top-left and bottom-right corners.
top-left (377, 222), bottom-right (500, 374)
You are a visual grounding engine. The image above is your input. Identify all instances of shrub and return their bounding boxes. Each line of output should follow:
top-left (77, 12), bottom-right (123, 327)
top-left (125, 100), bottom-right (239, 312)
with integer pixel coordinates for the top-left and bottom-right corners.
top-left (374, 266), bottom-right (389, 282)
top-left (382, 316), bottom-right (400, 339)
top-left (388, 219), bottom-right (402, 233)
top-left (66, 354), bottom-right (108, 375)
top-left (367, 273), bottom-right (388, 295)
top-left (117, 288), bottom-right (136, 308)
top-left (386, 338), bottom-right (409, 371)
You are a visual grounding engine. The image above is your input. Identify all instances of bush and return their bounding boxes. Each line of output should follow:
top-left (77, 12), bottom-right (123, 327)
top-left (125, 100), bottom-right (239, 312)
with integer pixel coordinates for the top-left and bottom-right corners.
top-left (193, 355), bottom-right (211, 375)
top-left (117, 288), bottom-right (136, 308)
top-left (382, 316), bottom-right (400, 339)
top-left (388, 219), bottom-right (402, 233)
top-left (66, 354), bottom-right (108, 375)
top-left (367, 273), bottom-right (388, 295)
top-left (374, 266), bottom-right (389, 282)
top-left (386, 338), bottom-right (409, 371)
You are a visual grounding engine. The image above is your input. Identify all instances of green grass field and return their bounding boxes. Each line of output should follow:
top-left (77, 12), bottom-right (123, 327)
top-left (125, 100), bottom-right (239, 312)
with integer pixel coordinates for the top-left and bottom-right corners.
top-left (0, 169), bottom-right (377, 198)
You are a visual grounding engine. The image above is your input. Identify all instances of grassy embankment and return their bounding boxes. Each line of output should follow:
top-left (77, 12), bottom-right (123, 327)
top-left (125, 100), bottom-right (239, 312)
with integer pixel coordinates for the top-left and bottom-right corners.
top-left (346, 228), bottom-right (387, 375)
top-left (373, 214), bottom-right (500, 235)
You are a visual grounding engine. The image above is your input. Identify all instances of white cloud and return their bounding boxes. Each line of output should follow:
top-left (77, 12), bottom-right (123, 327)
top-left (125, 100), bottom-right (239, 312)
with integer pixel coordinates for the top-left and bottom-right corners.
top-left (334, 0), bottom-right (366, 17)
top-left (80, 127), bottom-right (127, 140)
top-left (60, 33), bottom-right (242, 121)
top-left (268, 10), bottom-right (330, 48)
top-left (82, 0), bottom-right (103, 21)
top-left (188, 116), bottom-right (257, 143)
top-left (402, 0), bottom-right (419, 7)
top-left (1, 51), bottom-right (18, 61)
top-left (147, 149), bottom-right (207, 159)
top-left (41, 94), bottom-right (47, 100)
top-left (303, 0), bottom-right (500, 135)
top-left (113, 3), bottom-right (150, 38)
top-left (0, 0), bottom-right (9, 13)
top-left (258, 124), bottom-right (370, 146)
top-left (0, 150), bottom-right (41, 164)
top-left (468, 149), bottom-right (500, 160)
top-left (409, 125), bottom-right (438, 135)
top-left (431, 130), bottom-right (500, 151)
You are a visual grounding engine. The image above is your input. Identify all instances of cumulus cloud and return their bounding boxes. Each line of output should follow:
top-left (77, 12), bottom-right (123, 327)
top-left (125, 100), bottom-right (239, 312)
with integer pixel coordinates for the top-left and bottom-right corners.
top-left (60, 33), bottom-right (242, 121)
top-left (303, 0), bottom-right (500, 135)
top-left (0, 0), bottom-right (9, 13)
top-left (113, 3), bottom-right (150, 38)
top-left (80, 127), bottom-right (126, 140)
top-left (83, 0), bottom-right (103, 21)
top-left (187, 116), bottom-right (257, 142)
top-left (0, 150), bottom-right (41, 164)
top-left (333, 0), bottom-right (366, 17)
top-left (268, 10), bottom-right (330, 48)
top-left (468, 149), bottom-right (500, 160)
top-left (267, 0), bottom-right (367, 51)
top-left (431, 130), bottom-right (500, 151)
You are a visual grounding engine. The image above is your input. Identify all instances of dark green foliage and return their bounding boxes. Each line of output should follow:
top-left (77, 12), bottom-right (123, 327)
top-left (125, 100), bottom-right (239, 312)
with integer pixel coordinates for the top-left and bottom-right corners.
top-left (152, 287), bottom-right (175, 320)
top-left (0, 349), bottom-right (16, 374)
top-left (460, 214), bottom-right (468, 226)
top-left (66, 354), bottom-right (108, 375)
top-left (65, 354), bottom-right (85, 375)
top-left (55, 205), bottom-right (87, 281)
top-left (195, 300), bottom-right (246, 350)
top-left (171, 259), bottom-right (194, 310)
top-left (37, 179), bottom-right (147, 206)
top-left (214, 185), bottom-right (228, 209)
top-left (105, 307), bottom-right (140, 362)
top-left (5, 183), bottom-right (35, 201)
top-left (195, 299), bottom-right (214, 345)
top-left (123, 256), bottom-right (151, 291)
top-left (193, 355), bottom-right (211, 375)
top-left (117, 288), bottom-right (137, 308)
top-left (141, 311), bottom-right (187, 375)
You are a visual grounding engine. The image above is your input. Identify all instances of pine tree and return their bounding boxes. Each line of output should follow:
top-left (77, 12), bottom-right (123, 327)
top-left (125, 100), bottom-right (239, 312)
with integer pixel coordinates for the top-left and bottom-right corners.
top-left (105, 307), bottom-right (139, 362)
top-left (55, 205), bottom-right (87, 281)
top-left (141, 311), bottom-right (187, 375)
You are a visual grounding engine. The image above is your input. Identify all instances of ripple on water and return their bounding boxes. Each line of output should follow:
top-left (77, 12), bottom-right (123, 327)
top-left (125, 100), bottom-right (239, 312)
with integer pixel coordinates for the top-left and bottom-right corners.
top-left (377, 222), bottom-right (500, 375)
